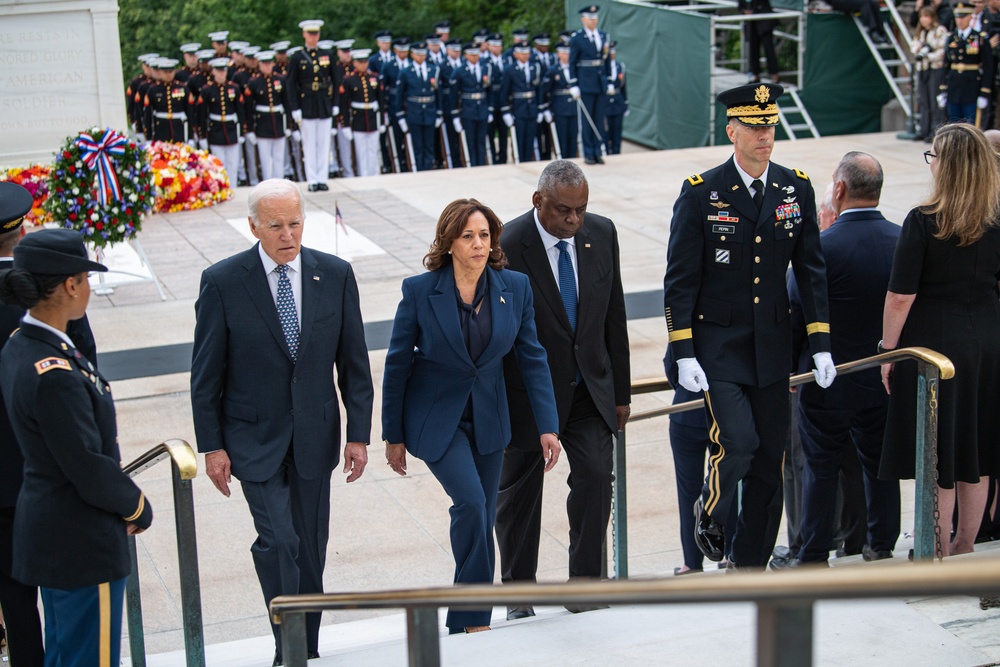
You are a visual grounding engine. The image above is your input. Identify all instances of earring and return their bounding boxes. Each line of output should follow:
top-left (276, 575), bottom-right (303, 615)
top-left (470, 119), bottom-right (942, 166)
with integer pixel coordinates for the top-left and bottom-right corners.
top-left (448, 250), bottom-right (452, 254)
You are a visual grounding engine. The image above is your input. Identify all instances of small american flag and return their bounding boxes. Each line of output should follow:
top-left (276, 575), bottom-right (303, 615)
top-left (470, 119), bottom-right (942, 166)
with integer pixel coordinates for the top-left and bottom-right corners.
top-left (335, 202), bottom-right (348, 235)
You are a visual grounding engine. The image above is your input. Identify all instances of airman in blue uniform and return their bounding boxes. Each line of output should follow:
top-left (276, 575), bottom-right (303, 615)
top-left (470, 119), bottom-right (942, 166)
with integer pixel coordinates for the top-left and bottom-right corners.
top-left (449, 44), bottom-right (495, 166)
top-left (598, 41), bottom-right (628, 155)
top-left (543, 42), bottom-right (579, 158)
top-left (570, 5), bottom-right (612, 164)
top-left (394, 41), bottom-right (443, 171)
top-left (500, 43), bottom-right (544, 162)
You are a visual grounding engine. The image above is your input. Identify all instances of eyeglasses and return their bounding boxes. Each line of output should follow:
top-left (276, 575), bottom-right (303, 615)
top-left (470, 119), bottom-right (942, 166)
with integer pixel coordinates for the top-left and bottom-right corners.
top-left (923, 150), bottom-right (937, 164)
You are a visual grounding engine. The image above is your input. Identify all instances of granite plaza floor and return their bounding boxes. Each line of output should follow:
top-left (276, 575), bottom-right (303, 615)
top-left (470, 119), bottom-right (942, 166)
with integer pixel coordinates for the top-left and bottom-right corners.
top-left (77, 133), bottom-right (998, 660)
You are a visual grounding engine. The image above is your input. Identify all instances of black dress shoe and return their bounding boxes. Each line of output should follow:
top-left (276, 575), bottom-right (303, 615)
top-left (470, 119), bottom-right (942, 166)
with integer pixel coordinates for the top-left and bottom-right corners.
top-left (584, 157), bottom-right (597, 165)
top-left (307, 183), bottom-right (318, 192)
top-left (595, 156), bottom-right (605, 164)
top-left (317, 183), bottom-right (329, 191)
top-left (565, 603), bottom-right (609, 613)
top-left (693, 498), bottom-right (725, 562)
top-left (308, 651), bottom-right (320, 659)
top-left (506, 605), bottom-right (535, 620)
top-left (673, 566), bottom-right (703, 576)
top-left (272, 652), bottom-right (282, 667)
top-left (862, 544), bottom-right (893, 561)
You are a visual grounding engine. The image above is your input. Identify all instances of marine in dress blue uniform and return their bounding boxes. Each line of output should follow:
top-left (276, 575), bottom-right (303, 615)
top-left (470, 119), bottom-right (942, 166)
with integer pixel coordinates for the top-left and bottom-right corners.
top-left (449, 45), bottom-right (495, 167)
top-left (394, 42), bottom-right (443, 172)
top-left (499, 43), bottom-right (544, 162)
top-left (569, 6), bottom-right (611, 163)
top-left (144, 58), bottom-right (196, 143)
top-left (286, 20), bottom-right (337, 191)
top-left (0, 230), bottom-right (152, 667)
top-left (598, 42), bottom-right (628, 155)
top-left (940, 1), bottom-right (995, 123)
top-left (543, 43), bottom-right (579, 159)
top-left (663, 83), bottom-right (834, 570)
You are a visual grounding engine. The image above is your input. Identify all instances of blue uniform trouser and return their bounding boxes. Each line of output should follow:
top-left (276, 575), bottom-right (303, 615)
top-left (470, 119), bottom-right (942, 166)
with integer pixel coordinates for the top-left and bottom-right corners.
top-left (409, 122), bottom-right (436, 171)
top-left (489, 115), bottom-right (508, 163)
top-left (513, 117), bottom-right (537, 162)
top-left (554, 114), bottom-right (578, 158)
top-left (947, 100), bottom-right (977, 124)
top-left (41, 578), bottom-right (126, 667)
top-left (425, 421), bottom-right (504, 631)
top-left (462, 119), bottom-right (488, 167)
top-left (701, 378), bottom-right (788, 569)
top-left (241, 447), bottom-right (331, 656)
top-left (605, 112), bottom-right (623, 155)
top-left (579, 92), bottom-right (605, 159)
top-left (797, 392), bottom-right (900, 562)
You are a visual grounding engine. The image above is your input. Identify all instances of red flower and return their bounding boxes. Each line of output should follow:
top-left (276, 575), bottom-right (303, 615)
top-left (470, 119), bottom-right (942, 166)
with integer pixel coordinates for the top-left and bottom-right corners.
top-left (96, 222), bottom-right (104, 231)
top-left (68, 165), bottom-right (76, 174)
top-left (63, 151), bottom-right (71, 159)
top-left (69, 213), bottom-right (77, 221)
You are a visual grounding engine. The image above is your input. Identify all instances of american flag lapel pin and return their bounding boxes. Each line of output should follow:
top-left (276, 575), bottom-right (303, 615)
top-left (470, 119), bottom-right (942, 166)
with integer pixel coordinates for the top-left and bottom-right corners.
top-left (313, 275), bottom-right (320, 281)
top-left (585, 243), bottom-right (591, 248)
top-left (500, 296), bottom-right (506, 304)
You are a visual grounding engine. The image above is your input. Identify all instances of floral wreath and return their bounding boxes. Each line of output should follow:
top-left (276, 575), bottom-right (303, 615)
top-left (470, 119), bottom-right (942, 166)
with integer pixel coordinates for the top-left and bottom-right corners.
top-left (44, 127), bottom-right (154, 249)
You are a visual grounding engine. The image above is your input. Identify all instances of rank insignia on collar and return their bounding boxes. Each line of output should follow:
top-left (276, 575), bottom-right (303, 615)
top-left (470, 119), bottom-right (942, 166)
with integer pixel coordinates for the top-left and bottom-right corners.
top-left (710, 201), bottom-right (730, 209)
top-left (731, 184), bottom-right (739, 191)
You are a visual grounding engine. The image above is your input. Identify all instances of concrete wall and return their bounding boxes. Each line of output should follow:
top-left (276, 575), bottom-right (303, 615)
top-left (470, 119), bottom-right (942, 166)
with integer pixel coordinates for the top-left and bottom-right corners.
top-left (0, 0), bottom-right (126, 167)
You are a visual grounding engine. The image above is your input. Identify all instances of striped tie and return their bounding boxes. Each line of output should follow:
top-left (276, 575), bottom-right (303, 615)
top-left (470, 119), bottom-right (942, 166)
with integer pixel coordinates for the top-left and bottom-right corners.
top-left (556, 240), bottom-right (577, 331)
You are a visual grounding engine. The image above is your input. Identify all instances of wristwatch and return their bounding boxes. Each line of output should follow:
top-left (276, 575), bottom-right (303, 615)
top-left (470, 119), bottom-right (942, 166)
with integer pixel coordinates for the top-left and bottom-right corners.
top-left (877, 340), bottom-right (895, 354)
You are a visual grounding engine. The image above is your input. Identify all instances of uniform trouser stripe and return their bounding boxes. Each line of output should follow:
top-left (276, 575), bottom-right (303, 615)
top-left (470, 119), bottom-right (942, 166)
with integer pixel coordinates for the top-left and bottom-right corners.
top-left (99, 582), bottom-right (110, 667)
top-left (703, 390), bottom-right (725, 516)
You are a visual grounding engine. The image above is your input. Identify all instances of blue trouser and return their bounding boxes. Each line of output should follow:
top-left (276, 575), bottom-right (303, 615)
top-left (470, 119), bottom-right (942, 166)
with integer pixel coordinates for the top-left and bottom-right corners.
top-left (554, 114), bottom-right (578, 159)
top-left (605, 112), bottom-right (624, 155)
top-left (41, 578), bottom-right (126, 667)
top-left (408, 122), bottom-right (436, 171)
top-left (579, 92), bottom-right (605, 159)
top-left (512, 117), bottom-right (537, 162)
top-left (425, 421), bottom-right (504, 631)
top-left (241, 447), bottom-right (331, 656)
top-left (947, 100), bottom-right (977, 124)
top-left (489, 114), bottom-right (508, 163)
top-left (462, 118), bottom-right (488, 167)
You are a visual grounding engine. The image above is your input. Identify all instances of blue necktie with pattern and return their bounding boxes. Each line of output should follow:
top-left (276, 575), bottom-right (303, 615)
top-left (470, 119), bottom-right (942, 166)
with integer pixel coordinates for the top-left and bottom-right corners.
top-left (275, 264), bottom-right (300, 360)
top-left (556, 240), bottom-right (577, 331)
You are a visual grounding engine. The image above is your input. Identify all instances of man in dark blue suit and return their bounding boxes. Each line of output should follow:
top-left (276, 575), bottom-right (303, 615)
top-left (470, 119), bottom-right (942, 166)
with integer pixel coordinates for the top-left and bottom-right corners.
top-left (789, 152), bottom-right (901, 566)
top-left (190, 179), bottom-right (373, 665)
top-left (394, 42), bottom-right (443, 171)
top-left (569, 5), bottom-right (612, 164)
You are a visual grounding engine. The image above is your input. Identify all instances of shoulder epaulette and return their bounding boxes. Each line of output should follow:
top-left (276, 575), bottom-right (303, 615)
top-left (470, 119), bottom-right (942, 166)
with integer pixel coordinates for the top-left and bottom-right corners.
top-left (35, 357), bottom-right (72, 375)
top-left (8, 327), bottom-right (18, 339)
top-left (687, 173), bottom-right (704, 186)
top-left (794, 169), bottom-right (809, 181)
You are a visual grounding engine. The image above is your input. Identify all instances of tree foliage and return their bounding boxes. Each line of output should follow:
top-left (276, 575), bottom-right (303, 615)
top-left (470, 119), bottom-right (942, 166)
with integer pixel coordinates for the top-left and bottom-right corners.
top-left (118, 0), bottom-right (565, 80)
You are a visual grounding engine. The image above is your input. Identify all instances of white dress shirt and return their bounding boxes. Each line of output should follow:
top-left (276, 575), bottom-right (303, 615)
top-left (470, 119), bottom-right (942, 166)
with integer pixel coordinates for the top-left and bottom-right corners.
top-left (533, 208), bottom-right (579, 293)
top-left (258, 244), bottom-right (302, 324)
top-left (732, 155), bottom-right (770, 201)
top-left (23, 313), bottom-right (76, 349)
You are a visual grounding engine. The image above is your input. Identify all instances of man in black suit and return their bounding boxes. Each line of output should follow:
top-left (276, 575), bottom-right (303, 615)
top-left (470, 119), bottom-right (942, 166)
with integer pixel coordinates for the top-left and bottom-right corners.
top-left (789, 152), bottom-right (901, 565)
top-left (190, 179), bottom-right (373, 664)
top-left (663, 83), bottom-right (835, 571)
top-left (496, 160), bottom-right (630, 619)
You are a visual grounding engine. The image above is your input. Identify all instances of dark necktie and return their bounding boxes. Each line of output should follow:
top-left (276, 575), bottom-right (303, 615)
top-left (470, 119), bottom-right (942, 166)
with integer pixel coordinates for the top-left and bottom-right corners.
top-left (556, 240), bottom-right (577, 331)
top-left (275, 264), bottom-right (300, 360)
top-left (751, 179), bottom-right (764, 211)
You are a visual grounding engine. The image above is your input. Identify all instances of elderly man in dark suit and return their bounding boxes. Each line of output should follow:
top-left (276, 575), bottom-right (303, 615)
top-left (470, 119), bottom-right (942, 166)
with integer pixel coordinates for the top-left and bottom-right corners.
top-left (496, 160), bottom-right (631, 619)
top-left (190, 179), bottom-right (373, 665)
top-left (789, 152), bottom-right (901, 566)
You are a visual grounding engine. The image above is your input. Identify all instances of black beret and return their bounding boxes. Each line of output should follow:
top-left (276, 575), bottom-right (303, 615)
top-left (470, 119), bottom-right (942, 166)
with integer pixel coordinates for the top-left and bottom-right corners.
top-left (13, 229), bottom-right (107, 275)
top-left (0, 182), bottom-right (32, 233)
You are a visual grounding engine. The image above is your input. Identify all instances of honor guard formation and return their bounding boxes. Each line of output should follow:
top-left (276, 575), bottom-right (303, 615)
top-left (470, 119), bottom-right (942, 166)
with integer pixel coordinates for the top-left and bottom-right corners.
top-left (124, 7), bottom-right (630, 188)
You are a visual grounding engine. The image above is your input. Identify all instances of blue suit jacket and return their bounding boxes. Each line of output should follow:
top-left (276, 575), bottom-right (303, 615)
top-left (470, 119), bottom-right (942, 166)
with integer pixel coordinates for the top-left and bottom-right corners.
top-left (190, 244), bottom-right (374, 482)
top-left (393, 64), bottom-right (443, 126)
top-left (381, 264), bottom-right (558, 463)
top-left (449, 61), bottom-right (495, 121)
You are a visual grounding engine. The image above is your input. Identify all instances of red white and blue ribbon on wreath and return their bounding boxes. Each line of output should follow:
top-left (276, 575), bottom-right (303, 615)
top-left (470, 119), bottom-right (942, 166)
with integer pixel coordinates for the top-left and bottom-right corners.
top-left (74, 129), bottom-right (128, 205)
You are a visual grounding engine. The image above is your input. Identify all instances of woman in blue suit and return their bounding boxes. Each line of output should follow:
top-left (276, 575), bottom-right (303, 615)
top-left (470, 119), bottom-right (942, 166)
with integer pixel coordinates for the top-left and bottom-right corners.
top-left (382, 198), bottom-right (561, 634)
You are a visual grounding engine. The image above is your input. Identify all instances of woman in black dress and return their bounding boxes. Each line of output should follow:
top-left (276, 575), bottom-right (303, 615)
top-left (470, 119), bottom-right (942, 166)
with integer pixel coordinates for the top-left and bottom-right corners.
top-left (880, 123), bottom-right (1000, 556)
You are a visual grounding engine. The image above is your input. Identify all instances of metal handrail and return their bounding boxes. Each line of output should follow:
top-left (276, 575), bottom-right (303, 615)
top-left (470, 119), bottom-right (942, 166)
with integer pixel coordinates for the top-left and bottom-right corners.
top-left (122, 439), bottom-right (205, 667)
top-left (270, 559), bottom-right (1000, 667)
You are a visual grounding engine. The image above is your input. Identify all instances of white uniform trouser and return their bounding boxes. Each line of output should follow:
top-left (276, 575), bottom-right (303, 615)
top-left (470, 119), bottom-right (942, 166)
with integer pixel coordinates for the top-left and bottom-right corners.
top-left (283, 137), bottom-right (295, 177)
top-left (300, 117), bottom-right (332, 185)
top-left (336, 130), bottom-right (354, 177)
top-left (210, 143), bottom-right (242, 189)
top-left (353, 132), bottom-right (380, 177)
top-left (257, 138), bottom-right (286, 181)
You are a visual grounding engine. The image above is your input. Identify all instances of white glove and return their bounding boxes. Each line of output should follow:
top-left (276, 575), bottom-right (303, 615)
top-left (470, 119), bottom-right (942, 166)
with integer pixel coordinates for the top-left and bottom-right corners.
top-left (676, 358), bottom-right (709, 393)
top-left (937, 93), bottom-right (947, 108)
top-left (543, 110), bottom-right (553, 123)
top-left (488, 113), bottom-right (494, 123)
top-left (399, 118), bottom-right (409, 133)
top-left (606, 84), bottom-right (615, 95)
top-left (435, 117), bottom-right (443, 128)
top-left (135, 132), bottom-right (146, 143)
top-left (333, 105), bottom-right (340, 116)
top-left (537, 112), bottom-right (544, 123)
top-left (378, 123), bottom-right (387, 135)
top-left (198, 138), bottom-right (208, 150)
top-left (978, 95), bottom-right (990, 109)
top-left (330, 126), bottom-right (337, 138)
top-left (502, 113), bottom-right (514, 127)
top-left (292, 109), bottom-right (303, 124)
top-left (284, 127), bottom-right (292, 137)
top-left (187, 138), bottom-right (197, 148)
top-left (624, 109), bottom-right (630, 118)
top-left (292, 130), bottom-right (302, 142)
top-left (342, 127), bottom-right (353, 141)
top-left (238, 135), bottom-right (245, 145)
top-left (569, 86), bottom-right (581, 100)
top-left (812, 352), bottom-right (837, 389)
top-left (245, 132), bottom-right (257, 145)
top-left (453, 118), bottom-right (463, 133)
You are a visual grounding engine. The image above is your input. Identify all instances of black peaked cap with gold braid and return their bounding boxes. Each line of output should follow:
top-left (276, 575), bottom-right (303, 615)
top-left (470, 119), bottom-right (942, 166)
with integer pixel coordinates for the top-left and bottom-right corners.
top-left (717, 83), bottom-right (783, 127)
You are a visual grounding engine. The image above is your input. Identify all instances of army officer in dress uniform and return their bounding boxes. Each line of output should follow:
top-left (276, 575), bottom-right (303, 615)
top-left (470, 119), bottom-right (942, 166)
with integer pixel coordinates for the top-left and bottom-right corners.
top-left (663, 83), bottom-right (836, 571)
top-left (339, 49), bottom-right (386, 177)
top-left (939, 1), bottom-right (995, 123)
top-left (287, 20), bottom-right (338, 191)
top-left (0, 229), bottom-right (153, 666)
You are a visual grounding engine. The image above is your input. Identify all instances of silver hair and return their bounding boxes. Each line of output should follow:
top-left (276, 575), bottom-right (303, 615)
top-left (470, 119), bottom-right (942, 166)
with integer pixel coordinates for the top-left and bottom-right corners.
top-left (820, 182), bottom-right (835, 213)
top-left (537, 160), bottom-right (587, 195)
top-left (247, 179), bottom-right (305, 227)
